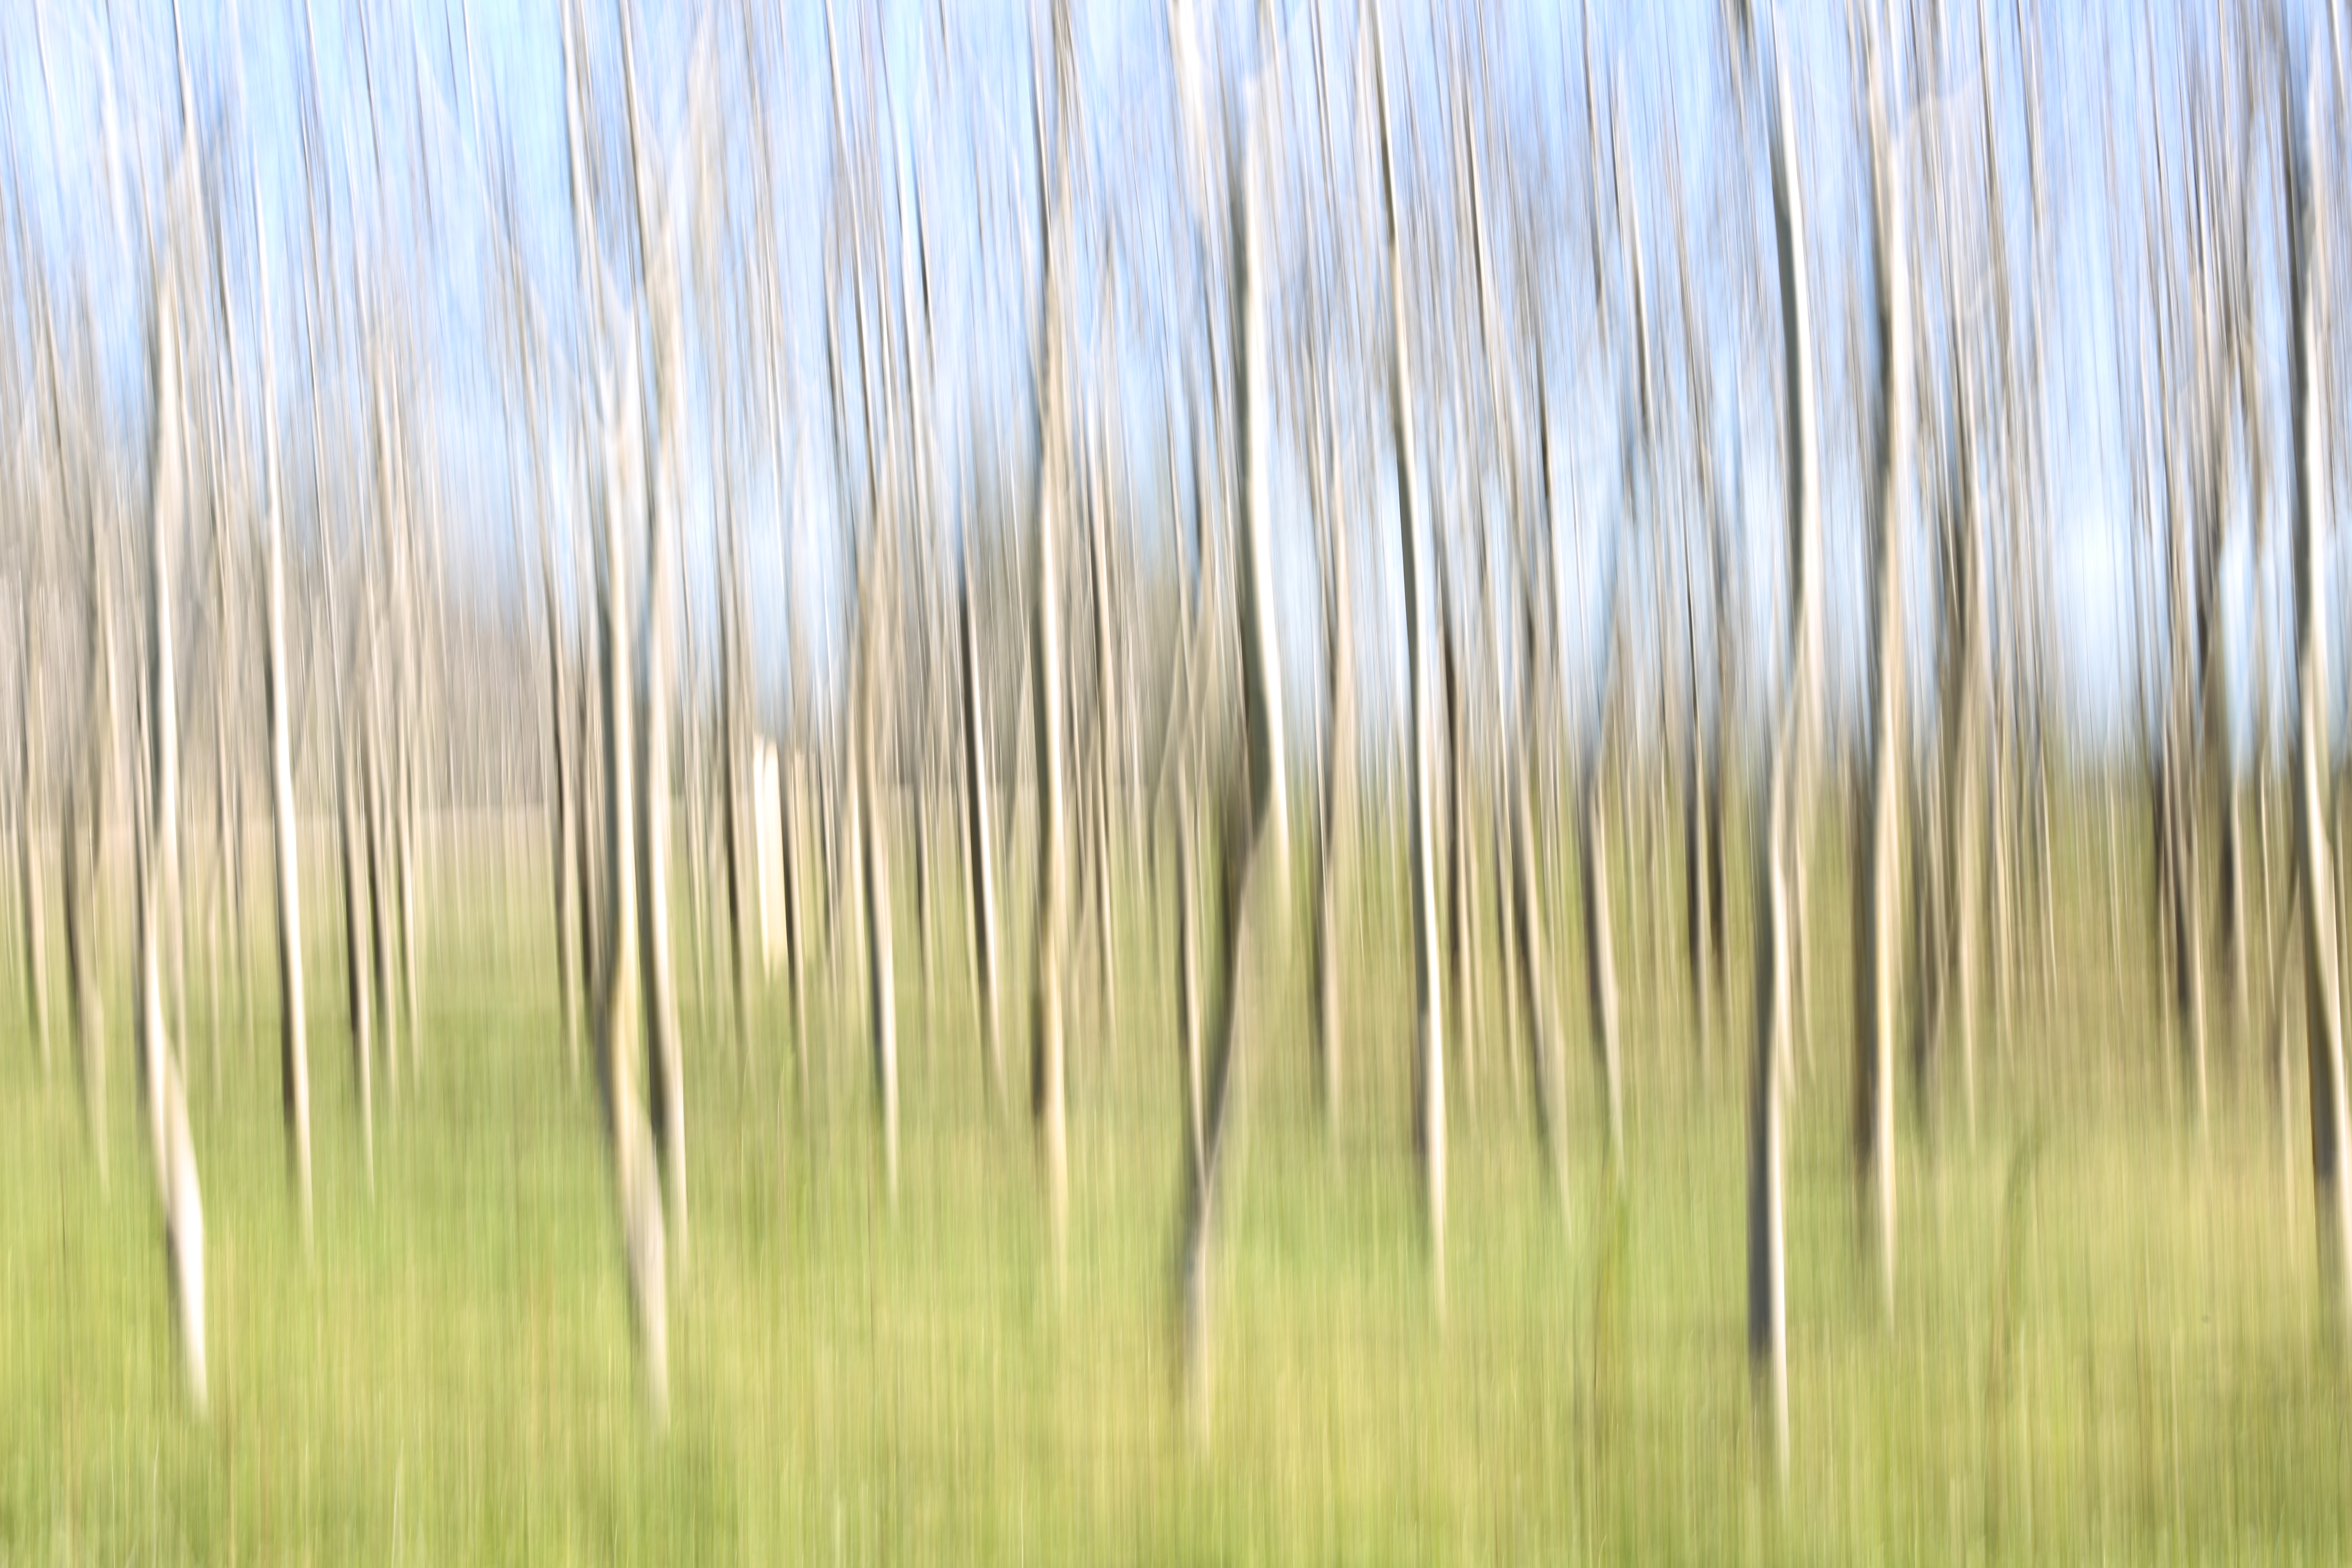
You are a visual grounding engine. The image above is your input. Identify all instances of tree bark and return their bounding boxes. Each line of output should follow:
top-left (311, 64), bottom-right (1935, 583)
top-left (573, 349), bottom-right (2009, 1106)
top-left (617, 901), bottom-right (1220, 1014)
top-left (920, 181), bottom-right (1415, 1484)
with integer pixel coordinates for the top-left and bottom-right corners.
top-left (565, 0), bottom-right (666, 1416)
top-left (2286, 78), bottom-right (2351, 1341)
top-left (1030, 0), bottom-right (1077, 1263)
top-left (539, 478), bottom-right (582, 1083)
top-left (1855, 38), bottom-right (1909, 1313)
top-left (621, 3), bottom-right (689, 1263)
top-left (597, 372), bottom-right (668, 1417)
top-left (363, 666), bottom-right (399, 1101)
top-left (1313, 422), bottom-right (1353, 1131)
top-left (1580, 758), bottom-right (1624, 1172)
top-left (1178, 78), bottom-right (1288, 1417)
top-left (1753, 48), bottom-right (1816, 1483)
top-left (1370, 0), bottom-right (1446, 1307)
top-left (18, 610), bottom-right (51, 1077)
top-left (960, 560), bottom-right (1004, 1109)
top-left (143, 269), bottom-right (206, 1412)
top-left (855, 606), bottom-right (899, 1200)
top-left (338, 733), bottom-right (375, 1188)
top-left (258, 273), bottom-right (312, 1229)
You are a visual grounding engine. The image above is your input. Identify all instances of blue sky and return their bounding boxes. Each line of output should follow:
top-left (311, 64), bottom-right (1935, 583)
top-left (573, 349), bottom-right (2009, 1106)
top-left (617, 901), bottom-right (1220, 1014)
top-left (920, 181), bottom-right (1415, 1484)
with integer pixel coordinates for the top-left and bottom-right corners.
top-left (4, 0), bottom-right (2346, 773)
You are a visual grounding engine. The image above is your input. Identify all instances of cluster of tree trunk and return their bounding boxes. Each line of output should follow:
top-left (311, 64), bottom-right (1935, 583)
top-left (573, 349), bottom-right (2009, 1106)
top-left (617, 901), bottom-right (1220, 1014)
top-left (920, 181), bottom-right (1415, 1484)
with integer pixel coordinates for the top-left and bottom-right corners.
top-left (8, 0), bottom-right (2352, 1464)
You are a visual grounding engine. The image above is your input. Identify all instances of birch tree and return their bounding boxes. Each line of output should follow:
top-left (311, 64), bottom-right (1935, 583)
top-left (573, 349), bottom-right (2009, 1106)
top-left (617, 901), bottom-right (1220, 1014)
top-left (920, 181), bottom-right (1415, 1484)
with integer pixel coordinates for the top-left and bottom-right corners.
top-left (2283, 49), bottom-right (2351, 1343)
top-left (1369, 0), bottom-right (1448, 1306)
top-left (1753, 36), bottom-right (1817, 1485)
top-left (1853, 4), bottom-right (1911, 1313)
top-left (564, 0), bottom-right (668, 1415)
top-left (249, 174), bottom-right (312, 1229)
top-left (141, 212), bottom-right (208, 1413)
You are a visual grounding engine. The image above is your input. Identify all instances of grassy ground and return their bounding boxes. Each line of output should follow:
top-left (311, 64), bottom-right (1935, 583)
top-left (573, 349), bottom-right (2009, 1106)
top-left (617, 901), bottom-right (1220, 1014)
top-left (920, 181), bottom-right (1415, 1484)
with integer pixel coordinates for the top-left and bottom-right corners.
top-left (0, 799), bottom-right (2348, 1562)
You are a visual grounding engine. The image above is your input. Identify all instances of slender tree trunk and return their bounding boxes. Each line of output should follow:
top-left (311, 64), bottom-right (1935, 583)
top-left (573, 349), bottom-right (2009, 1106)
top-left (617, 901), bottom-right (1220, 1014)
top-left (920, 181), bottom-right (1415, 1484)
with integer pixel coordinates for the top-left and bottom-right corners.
top-left (139, 829), bottom-right (206, 1414)
top-left (63, 782), bottom-right (105, 1187)
top-left (18, 613), bottom-right (51, 1077)
top-left (857, 643), bottom-right (899, 1200)
top-left (1086, 456), bottom-right (1121, 1044)
top-left (1580, 758), bottom-right (1625, 1172)
top-left (338, 734), bottom-right (375, 1188)
top-left (784, 743), bottom-right (810, 1097)
top-left (143, 277), bottom-right (205, 1411)
top-left (575, 668), bottom-right (604, 1039)
top-left (639, 413), bottom-right (687, 1261)
top-left (1370, 1), bottom-right (1445, 1307)
top-left (258, 330), bottom-right (311, 1228)
top-left (1512, 750), bottom-right (1567, 1211)
top-left (1991, 723), bottom-right (2016, 1043)
top-left (2034, 751), bottom-right (2060, 1012)
top-left (1753, 52), bottom-right (1815, 1483)
top-left (914, 754), bottom-right (936, 1004)
top-left (595, 370), bottom-right (668, 1419)
top-left (394, 705), bottom-right (421, 1084)
top-left (960, 564), bottom-right (1003, 1109)
top-left (1685, 685), bottom-right (1713, 1067)
top-left (1030, 6), bottom-right (1076, 1263)
top-left (1948, 474), bottom-right (1989, 1140)
top-left (1314, 449), bottom-right (1353, 1129)
top-left (206, 586), bottom-right (231, 1105)
top-left (2287, 102), bottom-right (2351, 1340)
top-left (543, 554), bottom-right (582, 1083)
top-left (1855, 52), bottom-right (1908, 1310)
top-left (1443, 615), bottom-right (1479, 1107)
top-left (717, 606), bottom-right (749, 1060)
top-left (1032, 487), bottom-right (1069, 1253)
top-left (262, 484), bottom-right (310, 1222)
top-left (363, 675), bottom-right (399, 1104)
top-left (1174, 771), bottom-right (1205, 1193)
top-left (2169, 726), bottom-right (2210, 1127)
top-left (1750, 748), bottom-right (1793, 1483)
top-left (684, 647), bottom-right (715, 1020)
top-left (1178, 87), bottom-right (1289, 1416)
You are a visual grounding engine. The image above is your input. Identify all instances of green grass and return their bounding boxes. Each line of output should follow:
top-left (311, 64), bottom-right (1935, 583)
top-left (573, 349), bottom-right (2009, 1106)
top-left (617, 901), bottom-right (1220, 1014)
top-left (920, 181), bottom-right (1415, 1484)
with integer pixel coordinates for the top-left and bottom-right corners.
top-left (0, 801), bottom-right (2347, 1563)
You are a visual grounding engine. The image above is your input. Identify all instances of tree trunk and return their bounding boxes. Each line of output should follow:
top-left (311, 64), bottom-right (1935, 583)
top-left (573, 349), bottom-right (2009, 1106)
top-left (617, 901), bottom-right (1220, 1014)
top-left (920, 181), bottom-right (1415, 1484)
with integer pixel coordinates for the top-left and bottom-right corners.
top-left (639, 410), bottom-right (687, 1262)
top-left (1371, 6), bottom-right (1446, 1305)
top-left (575, 668), bottom-right (604, 1044)
top-left (960, 564), bottom-right (1003, 1109)
top-left (1855, 52), bottom-right (1908, 1312)
top-left (363, 676), bottom-right (399, 1103)
top-left (1684, 691), bottom-right (1713, 1067)
top-left (2287, 100), bottom-right (2351, 1340)
top-left (1086, 454), bottom-right (1121, 1045)
top-left (595, 364), bottom-right (668, 1419)
top-left (1753, 51), bottom-right (1815, 1483)
top-left (18, 612), bottom-right (51, 1077)
top-left (784, 746), bottom-right (810, 1098)
top-left (1314, 446), bottom-right (1353, 1130)
top-left (1578, 744), bottom-right (1626, 1168)
top-left (143, 276), bottom-right (205, 1412)
top-left (1512, 753), bottom-right (1567, 1211)
top-left (1179, 86), bottom-right (1288, 1414)
top-left (1443, 614), bottom-right (1479, 1109)
top-left (1031, 5), bottom-right (1077, 1263)
top-left (857, 662), bottom-right (898, 1201)
top-left (258, 319), bottom-right (311, 1227)
top-left (1174, 771), bottom-right (1205, 1194)
top-left (543, 548), bottom-right (582, 1083)
top-left (63, 783), bottom-right (105, 1187)
top-left (1031, 430), bottom-right (1071, 1258)
top-left (713, 455), bottom-right (751, 1063)
top-left (394, 706), bottom-right (421, 1084)
top-left (1948, 476), bottom-right (1989, 1141)
top-left (338, 735), bottom-right (374, 1188)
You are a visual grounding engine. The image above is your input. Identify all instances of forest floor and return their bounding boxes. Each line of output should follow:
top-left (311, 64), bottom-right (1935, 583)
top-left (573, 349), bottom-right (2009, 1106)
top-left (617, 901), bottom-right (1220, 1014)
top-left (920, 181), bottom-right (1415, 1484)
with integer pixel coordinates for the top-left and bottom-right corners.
top-left (0, 802), bottom-right (2347, 1562)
